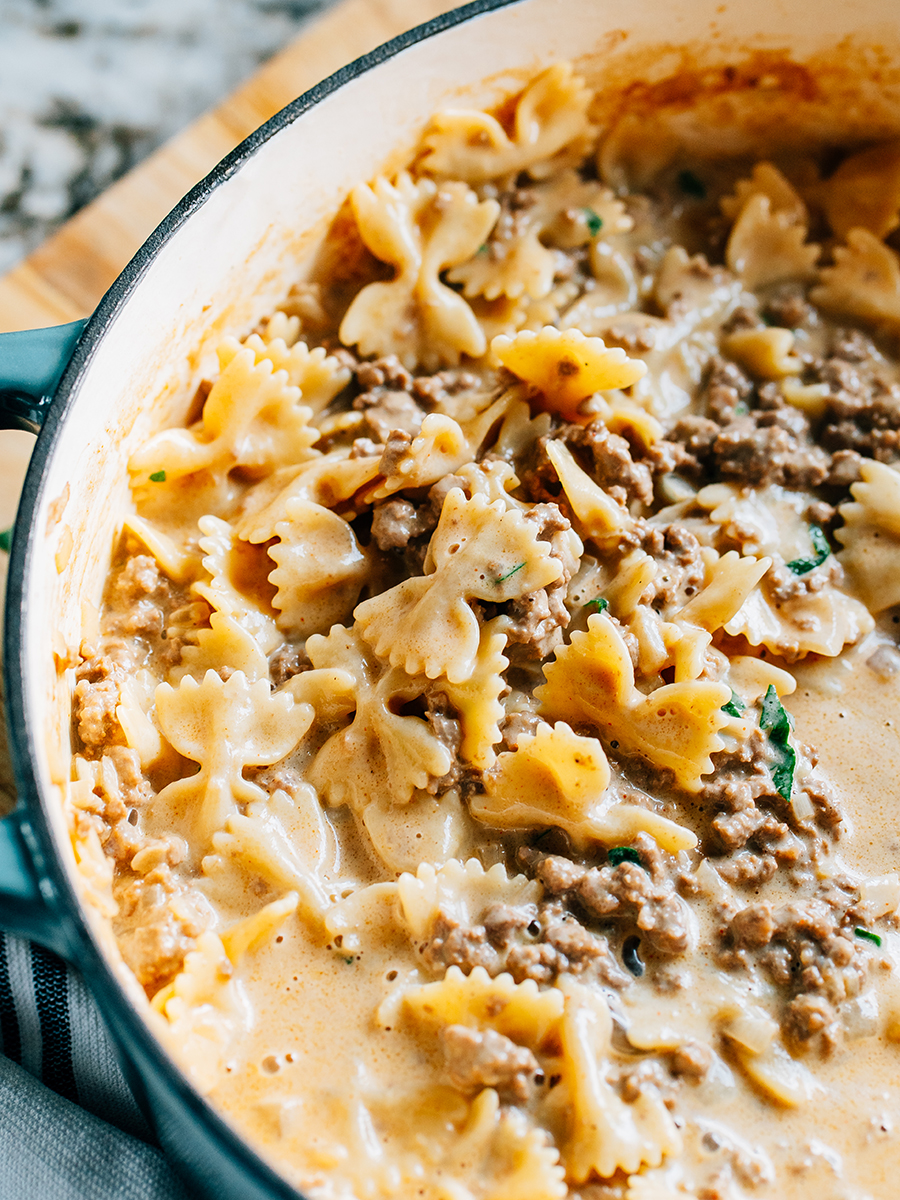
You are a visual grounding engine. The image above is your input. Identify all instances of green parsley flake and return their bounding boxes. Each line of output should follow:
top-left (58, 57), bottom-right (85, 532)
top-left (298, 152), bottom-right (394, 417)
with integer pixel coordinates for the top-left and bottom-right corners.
top-left (786, 524), bottom-right (831, 575)
top-left (608, 846), bottom-right (643, 869)
top-left (583, 207), bottom-right (603, 237)
top-left (494, 562), bottom-right (526, 585)
top-left (759, 684), bottom-right (796, 801)
top-left (585, 596), bottom-right (609, 613)
top-left (855, 927), bottom-right (883, 948)
top-left (149, 470), bottom-right (167, 483)
top-left (476, 243), bottom-right (489, 256)
top-left (0, 527), bottom-right (11, 554)
top-left (677, 169), bottom-right (707, 199)
top-left (344, 956), bottom-right (355, 965)
top-left (721, 691), bottom-right (745, 719)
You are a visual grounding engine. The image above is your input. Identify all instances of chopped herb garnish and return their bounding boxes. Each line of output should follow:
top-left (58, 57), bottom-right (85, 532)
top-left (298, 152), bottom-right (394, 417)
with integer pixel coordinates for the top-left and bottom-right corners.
top-left (344, 956), bottom-right (355, 965)
top-left (677, 169), bottom-right (707, 199)
top-left (585, 596), bottom-right (609, 613)
top-left (734, 400), bottom-right (749, 416)
top-left (476, 242), bottom-right (489, 255)
top-left (855, 927), bottom-right (883, 948)
top-left (622, 936), bottom-right (645, 977)
top-left (759, 684), bottom-right (796, 801)
top-left (608, 846), bottom-right (643, 869)
top-left (722, 691), bottom-right (745, 719)
top-left (583, 207), bottom-right (603, 237)
top-left (149, 469), bottom-right (167, 483)
top-left (0, 527), bottom-right (11, 554)
top-left (786, 524), bottom-right (831, 575)
top-left (494, 562), bottom-right (526, 585)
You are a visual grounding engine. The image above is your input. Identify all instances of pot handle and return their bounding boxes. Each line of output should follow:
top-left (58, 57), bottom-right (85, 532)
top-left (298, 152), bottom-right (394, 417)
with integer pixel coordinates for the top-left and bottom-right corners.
top-left (0, 809), bottom-right (73, 954)
top-left (0, 320), bottom-right (88, 433)
top-left (0, 319), bottom-right (89, 958)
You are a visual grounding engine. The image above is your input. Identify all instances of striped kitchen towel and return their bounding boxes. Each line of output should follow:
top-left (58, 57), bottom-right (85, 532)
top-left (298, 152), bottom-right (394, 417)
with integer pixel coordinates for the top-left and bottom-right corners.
top-left (0, 931), bottom-right (190, 1199)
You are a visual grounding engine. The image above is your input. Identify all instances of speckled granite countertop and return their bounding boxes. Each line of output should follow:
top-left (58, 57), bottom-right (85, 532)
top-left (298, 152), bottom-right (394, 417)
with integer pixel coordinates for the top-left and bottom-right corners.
top-left (0, 0), bottom-right (334, 274)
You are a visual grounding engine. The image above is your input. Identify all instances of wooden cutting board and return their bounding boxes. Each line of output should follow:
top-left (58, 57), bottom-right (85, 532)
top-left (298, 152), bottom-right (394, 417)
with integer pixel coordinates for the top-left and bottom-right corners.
top-left (0, 0), bottom-right (459, 812)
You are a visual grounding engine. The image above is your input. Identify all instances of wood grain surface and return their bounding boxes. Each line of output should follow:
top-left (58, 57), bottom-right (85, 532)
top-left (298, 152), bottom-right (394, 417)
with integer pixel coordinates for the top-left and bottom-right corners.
top-left (0, 0), bottom-right (459, 813)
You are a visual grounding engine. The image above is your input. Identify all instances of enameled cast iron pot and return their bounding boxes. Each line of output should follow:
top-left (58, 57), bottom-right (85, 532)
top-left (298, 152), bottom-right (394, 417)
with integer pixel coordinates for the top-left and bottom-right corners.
top-left (1, 0), bottom-right (900, 1193)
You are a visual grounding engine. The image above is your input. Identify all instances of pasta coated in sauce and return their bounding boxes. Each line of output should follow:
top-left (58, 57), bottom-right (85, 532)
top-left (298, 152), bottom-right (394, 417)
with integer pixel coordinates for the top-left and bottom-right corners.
top-left (69, 63), bottom-right (900, 1199)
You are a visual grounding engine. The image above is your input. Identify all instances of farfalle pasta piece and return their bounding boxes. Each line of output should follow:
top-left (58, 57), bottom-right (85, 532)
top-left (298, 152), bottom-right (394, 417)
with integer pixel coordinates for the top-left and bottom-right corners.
top-left (720, 161), bottom-right (808, 225)
top-left (405, 964), bottom-right (563, 1048)
top-left (363, 394), bottom-right (516, 503)
top-left (449, 170), bottom-right (630, 303)
top-left (171, 610), bottom-right (269, 684)
top-left (559, 980), bottom-right (681, 1182)
top-left (543, 439), bottom-right (632, 542)
top-left (676, 550), bottom-right (772, 632)
top-left (193, 515), bottom-right (281, 654)
top-left (488, 394), bottom-right (553, 461)
top-left (652, 247), bottom-right (743, 330)
top-left (471, 722), bottom-right (696, 852)
top-left (721, 327), bottom-right (802, 379)
top-left (306, 625), bottom-right (452, 810)
top-left (121, 514), bottom-right (197, 584)
top-left (370, 413), bottom-right (471, 500)
top-left (421, 64), bottom-right (594, 184)
top-left (692, 488), bottom-right (875, 656)
top-left (110, 670), bottom-right (164, 768)
top-left (397, 858), bottom-right (540, 943)
top-left (725, 192), bottom-right (819, 290)
top-left (372, 1087), bottom-right (566, 1200)
top-left (823, 139), bottom-right (900, 240)
top-left (339, 172), bottom-right (499, 370)
top-left (455, 460), bottom-right (525, 509)
top-left (355, 488), bottom-right (559, 682)
top-left (724, 583), bottom-right (873, 660)
top-left (130, 340), bottom-right (319, 484)
top-left (837, 459), bottom-right (900, 611)
top-left (452, 221), bottom-right (555, 303)
top-left (360, 789), bottom-right (474, 876)
top-left (235, 451), bottom-right (381, 543)
top-left (604, 550), bottom-right (658, 619)
top-left (492, 327), bottom-right (647, 421)
top-left (537, 613), bottom-right (731, 792)
top-left (559, 246), bottom-right (640, 331)
top-left (219, 891), bottom-right (299, 965)
top-left (478, 721), bottom-right (608, 828)
top-left (811, 228), bottom-right (900, 332)
top-left (265, 497), bottom-right (368, 636)
top-left (258, 311), bottom-right (301, 346)
top-left (438, 1090), bottom-right (567, 1200)
top-left (206, 789), bottom-right (334, 922)
top-left (239, 331), bottom-right (351, 412)
top-left (151, 930), bottom-right (251, 1094)
top-left (440, 618), bottom-right (509, 770)
top-left (154, 670), bottom-right (313, 847)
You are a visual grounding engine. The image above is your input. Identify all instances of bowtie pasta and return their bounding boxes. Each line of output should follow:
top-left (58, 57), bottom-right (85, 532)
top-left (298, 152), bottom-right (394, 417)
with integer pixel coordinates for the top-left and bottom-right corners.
top-left (69, 61), bottom-right (900, 1200)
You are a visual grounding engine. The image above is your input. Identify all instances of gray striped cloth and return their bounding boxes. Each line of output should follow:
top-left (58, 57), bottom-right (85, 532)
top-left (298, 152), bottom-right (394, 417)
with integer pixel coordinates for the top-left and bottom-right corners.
top-left (0, 932), bottom-right (190, 1198)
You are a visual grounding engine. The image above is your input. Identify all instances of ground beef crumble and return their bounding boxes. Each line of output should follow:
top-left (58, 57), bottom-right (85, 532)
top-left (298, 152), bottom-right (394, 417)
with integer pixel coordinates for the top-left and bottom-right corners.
top-left (439, 1024), bottom-right (539, 1102)
top-left (114, 871), bottom-right (212, 993)
top-left (419, 891), bottom-right (631, 990)
top-left (528, 834), bottom-right (691, 956)
top-left (720, 877), bottom-right (875, 1051)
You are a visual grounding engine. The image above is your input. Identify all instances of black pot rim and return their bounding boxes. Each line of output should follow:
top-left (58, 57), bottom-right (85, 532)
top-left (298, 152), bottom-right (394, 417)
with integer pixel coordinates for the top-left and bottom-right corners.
top-left (2, 0), bottom-right (521, 1193)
